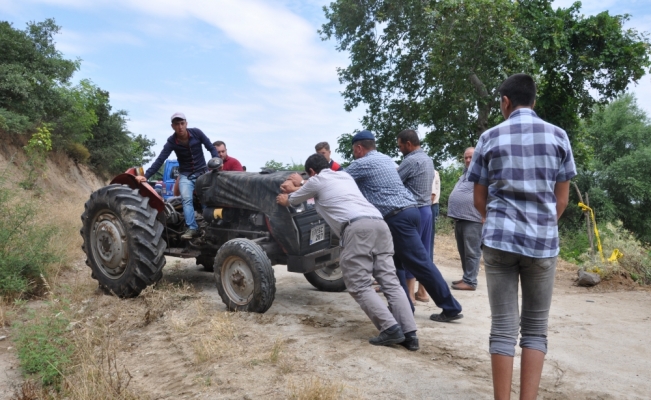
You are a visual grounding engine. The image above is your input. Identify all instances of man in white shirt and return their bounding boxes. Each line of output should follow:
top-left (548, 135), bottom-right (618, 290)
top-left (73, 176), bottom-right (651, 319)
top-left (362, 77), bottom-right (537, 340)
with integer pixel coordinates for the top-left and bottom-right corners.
top-left (277, 153), bottom-right (419, 350)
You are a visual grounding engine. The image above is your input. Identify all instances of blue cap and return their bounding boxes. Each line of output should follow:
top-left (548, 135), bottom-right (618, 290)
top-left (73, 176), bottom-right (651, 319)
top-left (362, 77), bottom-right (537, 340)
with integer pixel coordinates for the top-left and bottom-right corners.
top-left (351, 130), bottom-right (375, 144)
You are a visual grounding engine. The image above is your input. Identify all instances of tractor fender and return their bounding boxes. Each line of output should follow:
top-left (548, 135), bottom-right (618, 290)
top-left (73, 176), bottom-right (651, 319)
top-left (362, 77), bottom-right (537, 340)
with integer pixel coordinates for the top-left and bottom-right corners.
top-left (110, 173), bottom-right (165, 214)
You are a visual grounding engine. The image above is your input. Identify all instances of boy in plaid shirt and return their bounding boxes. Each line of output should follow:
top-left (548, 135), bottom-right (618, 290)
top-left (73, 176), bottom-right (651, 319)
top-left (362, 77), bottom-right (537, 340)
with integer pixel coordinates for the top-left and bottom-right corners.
top-left (468, 74), bottom-right (576, 400)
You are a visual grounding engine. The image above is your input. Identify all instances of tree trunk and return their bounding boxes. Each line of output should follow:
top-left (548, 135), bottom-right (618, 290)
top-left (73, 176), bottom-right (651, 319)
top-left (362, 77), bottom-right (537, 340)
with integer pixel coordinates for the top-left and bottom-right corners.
top-left (469, 73), bottom-right (491, 134)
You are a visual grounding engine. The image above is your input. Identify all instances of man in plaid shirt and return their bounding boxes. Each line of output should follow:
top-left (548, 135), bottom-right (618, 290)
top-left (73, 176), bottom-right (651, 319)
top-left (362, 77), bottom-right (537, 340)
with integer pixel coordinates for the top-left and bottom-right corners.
top-left (468, 74), bottom-right (576, 400)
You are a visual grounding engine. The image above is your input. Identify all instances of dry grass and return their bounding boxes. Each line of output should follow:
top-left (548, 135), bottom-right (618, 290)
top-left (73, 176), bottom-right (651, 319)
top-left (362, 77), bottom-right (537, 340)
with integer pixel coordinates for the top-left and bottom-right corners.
top-left (288, 376), bottom-right (346, 400)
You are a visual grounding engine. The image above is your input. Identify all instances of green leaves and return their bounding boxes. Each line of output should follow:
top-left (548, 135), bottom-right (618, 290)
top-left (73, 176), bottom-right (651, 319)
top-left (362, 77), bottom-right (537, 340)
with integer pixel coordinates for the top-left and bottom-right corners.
top-left (323, 0), bottom-right (650, 165)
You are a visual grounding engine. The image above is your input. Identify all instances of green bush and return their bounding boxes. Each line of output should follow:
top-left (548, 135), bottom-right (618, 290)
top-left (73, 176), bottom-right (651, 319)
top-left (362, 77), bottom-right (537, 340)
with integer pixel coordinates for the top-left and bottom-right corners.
top-left (575, 222), bottom-right (651, 284)
top-left (0, 176), bottom-right (60, 298)
top-left (14, 307), bottom-right (73, 387)
top-left (66, 142), bottom-right (91, 164)
top-left (559, 228), bottom-right (591, 264)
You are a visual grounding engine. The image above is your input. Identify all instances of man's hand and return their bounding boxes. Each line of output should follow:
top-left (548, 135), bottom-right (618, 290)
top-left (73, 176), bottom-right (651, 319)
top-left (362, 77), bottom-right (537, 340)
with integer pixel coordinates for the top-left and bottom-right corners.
top-left (280, 180), bottom-right (298, 194)
top-left (286, 173), bottom-right (303, 187)
top-left (276, 193), bottom-right (290, 207)
top-left (135, 175), bottom-right (147, 183)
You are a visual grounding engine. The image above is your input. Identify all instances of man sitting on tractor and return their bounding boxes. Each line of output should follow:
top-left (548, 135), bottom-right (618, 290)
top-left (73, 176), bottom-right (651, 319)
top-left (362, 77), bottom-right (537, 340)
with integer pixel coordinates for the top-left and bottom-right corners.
top-left (136, 112), bottom-right (219, 240)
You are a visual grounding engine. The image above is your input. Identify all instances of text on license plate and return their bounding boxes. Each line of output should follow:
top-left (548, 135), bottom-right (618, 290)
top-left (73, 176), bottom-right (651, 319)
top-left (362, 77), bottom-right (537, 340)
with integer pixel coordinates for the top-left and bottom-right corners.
top-left (310, 224), bottom-right (325, 245)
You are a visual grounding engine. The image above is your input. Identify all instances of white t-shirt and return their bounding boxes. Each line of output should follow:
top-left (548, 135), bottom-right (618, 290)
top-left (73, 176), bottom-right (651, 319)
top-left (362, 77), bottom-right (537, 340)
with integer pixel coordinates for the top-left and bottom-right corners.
top-left (431, 170), bottom-right (440, 205)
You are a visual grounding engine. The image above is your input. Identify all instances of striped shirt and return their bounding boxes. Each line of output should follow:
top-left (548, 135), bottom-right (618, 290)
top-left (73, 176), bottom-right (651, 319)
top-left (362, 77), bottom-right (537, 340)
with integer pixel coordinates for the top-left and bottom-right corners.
top-left (448, 167), bottom-right (483, 223)
top-left (468, 108), bottom-right (577, 258)
top-left (345, 150), bottom-right (416, 217)
top-left (397, 148), bottom-right (434, 207)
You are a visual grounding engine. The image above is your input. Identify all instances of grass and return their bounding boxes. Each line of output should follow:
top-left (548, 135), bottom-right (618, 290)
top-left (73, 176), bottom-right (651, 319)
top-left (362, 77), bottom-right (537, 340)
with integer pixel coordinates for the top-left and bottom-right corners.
top-left (288, 376), bottom-right (345, 400)
top-left (13, 306), bottom-right (74, 387)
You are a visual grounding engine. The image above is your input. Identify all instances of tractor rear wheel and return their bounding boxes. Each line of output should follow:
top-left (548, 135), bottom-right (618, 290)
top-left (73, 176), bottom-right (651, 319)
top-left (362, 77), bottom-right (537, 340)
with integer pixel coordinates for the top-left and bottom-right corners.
top-left (80, 184), bottom-right (166, 297)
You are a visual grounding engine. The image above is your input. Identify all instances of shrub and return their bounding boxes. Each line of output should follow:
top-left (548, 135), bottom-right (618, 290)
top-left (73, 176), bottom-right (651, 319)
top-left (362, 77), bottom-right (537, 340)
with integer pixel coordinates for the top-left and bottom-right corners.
top-left (14, 307), bottom-right (74, 387)
top-left (0, 175), bottom-right (60, 298)
top-left (578, 222), bottom-right (651, 284)
top-left (66, 142), bottom-right (90, 164)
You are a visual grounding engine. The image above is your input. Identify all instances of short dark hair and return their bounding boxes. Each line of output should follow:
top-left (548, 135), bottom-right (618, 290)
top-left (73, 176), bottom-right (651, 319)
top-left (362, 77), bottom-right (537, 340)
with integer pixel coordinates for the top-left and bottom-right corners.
top-left (213, 140), bottom-right (226, 148)
top-left (172, 117), bottom-right (185, 123)
top-left (397, 129), bottom-right (420, 146)
top-left (304, 153), bottom-right (330, 174)
top-left (498, 73), bottom-right (536, 108)
top-left (315, 142), bottom-right (330, 152)
top-left (355, 139), bottom-right (376, 150)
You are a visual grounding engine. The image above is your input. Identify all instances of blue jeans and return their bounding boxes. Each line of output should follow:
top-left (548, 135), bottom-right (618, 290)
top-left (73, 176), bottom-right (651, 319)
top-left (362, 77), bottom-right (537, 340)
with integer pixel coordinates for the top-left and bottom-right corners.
top-left (430, 203), bottom-right (439, 257)
top-left (454, 219), bottom-right (482, 287)
top-left (483, 246), bottom-right (557, 357)
top-left (386, 207), bottom-right (462, 317)
top-left (178, 174), bottom-right (198, 230)
top-left (405, 206), bottom-right (432, 280)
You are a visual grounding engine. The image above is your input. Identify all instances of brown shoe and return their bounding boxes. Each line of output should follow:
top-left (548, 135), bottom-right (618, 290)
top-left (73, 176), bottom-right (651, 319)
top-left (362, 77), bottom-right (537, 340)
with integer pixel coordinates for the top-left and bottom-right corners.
top-left (452, 279), bottom-right (463, 285)
top-left (451, 281), bottom-right (476, 291)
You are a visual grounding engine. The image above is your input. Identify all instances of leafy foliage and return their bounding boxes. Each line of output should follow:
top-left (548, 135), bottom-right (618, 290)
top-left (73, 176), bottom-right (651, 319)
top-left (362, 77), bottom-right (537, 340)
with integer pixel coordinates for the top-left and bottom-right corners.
top-left (263, 159), bottom-right (305, 172)
top-left (322, 0), bottom-right (650, 164)
top-left (0, 19), bottom-right (155, 177)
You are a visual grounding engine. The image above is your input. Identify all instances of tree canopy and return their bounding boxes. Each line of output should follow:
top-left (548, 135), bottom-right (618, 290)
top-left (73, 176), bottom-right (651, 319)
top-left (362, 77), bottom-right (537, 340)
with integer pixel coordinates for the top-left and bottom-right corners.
top-left (0, 19), bottom-right (155, 176)
top-left (322, 0), bottom-right (650, 165)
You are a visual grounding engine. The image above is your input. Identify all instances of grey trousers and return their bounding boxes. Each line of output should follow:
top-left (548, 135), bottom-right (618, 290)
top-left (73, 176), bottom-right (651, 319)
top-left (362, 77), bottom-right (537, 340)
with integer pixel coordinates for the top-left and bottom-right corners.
top-left (454, 219), bottom-right (483, 287)
top-left (483, 246), bottom-right (557, 357)
top-left (340, 218), bottom-right (417, 334)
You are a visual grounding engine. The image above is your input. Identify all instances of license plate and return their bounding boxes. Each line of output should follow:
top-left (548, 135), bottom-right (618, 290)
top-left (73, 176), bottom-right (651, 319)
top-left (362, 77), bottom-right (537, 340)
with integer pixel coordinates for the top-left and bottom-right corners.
top-left (310, 224), bottom-right (325, 245)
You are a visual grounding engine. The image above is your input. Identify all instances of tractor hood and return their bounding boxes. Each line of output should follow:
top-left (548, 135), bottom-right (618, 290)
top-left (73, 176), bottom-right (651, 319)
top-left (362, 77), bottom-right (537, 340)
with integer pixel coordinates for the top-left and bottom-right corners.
top-left (195, 170), bottom-right (308, 255)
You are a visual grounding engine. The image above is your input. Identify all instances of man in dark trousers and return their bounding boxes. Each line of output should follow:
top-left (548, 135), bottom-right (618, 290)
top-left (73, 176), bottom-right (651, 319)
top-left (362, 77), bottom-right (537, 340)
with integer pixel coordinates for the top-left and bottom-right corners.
top-left (345, 130), bottom-right (463, 323)
top-left (396, 129), bottom-right (434, 303)
top-left (277, 154), bottom-right (419, 350)
top-left (136, 112), bottom-right (219, 239)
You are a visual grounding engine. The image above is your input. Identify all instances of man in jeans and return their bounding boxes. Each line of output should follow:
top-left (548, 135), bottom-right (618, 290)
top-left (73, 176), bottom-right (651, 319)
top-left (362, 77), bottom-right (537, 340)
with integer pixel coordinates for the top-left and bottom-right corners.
top-left (277, 153), bottom-right (418, 350)
top-left (137, 112), bottom-right (219, 240)
top-left (448, 147), bottom-right (483, 291)
top-left (468, 74), bottom-right (575, 400)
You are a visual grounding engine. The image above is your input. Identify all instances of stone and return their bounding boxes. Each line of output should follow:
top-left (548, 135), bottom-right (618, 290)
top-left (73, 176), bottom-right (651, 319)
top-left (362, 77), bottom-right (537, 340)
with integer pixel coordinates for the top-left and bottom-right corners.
top-left (577, 270), bottom-right (601, 287)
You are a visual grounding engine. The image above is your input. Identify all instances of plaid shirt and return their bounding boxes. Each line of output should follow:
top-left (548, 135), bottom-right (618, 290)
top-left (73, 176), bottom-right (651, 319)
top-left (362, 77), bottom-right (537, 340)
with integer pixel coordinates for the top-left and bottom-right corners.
top-left (345, 150), bottom-right (416, 217)
top-left (397, 148), bottom-right (434, 206)
top-left (468, 108), bottom-right (577, 258)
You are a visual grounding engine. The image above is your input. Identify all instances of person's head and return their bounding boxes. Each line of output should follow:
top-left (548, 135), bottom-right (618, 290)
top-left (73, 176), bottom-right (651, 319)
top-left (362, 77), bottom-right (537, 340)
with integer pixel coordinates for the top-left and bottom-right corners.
top-left (463, 147), bottom-right (475, 168)
top-left (351, 130), bottom-right (376, 159)
top-left (498, 73), bottom-right (536, 119)
top-left (170, 112), bottom-right (188, 137)
top-left (314, 142), bottom-right (332, 162)
top-left (304, 153), bottom-right (330, 176)
top-left (396, 129), bottom-right (420, 156)
top-left (213, 140), bottom-right (228, 161)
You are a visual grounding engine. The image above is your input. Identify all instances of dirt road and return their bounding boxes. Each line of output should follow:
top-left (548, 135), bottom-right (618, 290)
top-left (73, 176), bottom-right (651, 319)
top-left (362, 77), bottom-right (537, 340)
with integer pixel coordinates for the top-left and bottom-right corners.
top-left (2, 235), bottom-right (650, 399)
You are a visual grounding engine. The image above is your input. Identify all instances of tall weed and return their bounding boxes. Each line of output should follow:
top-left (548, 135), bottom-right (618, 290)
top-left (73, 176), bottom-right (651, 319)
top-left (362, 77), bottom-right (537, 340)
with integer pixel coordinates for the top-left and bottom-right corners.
top-left (0, 178), bottom-right (61, 298)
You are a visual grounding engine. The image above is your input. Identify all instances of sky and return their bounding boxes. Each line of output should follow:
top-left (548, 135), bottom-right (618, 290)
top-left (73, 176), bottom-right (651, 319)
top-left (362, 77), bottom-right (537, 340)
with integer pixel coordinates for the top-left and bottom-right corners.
top-left (0, 0), bottom-right (650, 172)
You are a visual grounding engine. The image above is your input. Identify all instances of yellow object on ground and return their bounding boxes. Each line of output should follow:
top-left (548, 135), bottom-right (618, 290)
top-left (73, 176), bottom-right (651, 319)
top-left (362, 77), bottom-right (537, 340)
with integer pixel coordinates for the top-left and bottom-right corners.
top-left (577, 202), bottom-right (622, 263)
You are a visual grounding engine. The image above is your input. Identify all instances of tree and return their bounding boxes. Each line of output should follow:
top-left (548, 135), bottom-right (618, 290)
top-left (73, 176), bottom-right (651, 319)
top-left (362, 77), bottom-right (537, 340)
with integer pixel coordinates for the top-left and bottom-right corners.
top-left (321, 0), bottom-right (650, 165)
top-left (585, 94), bottom-right (651, 243)
top-left (0, 19), bottom-right (78, 131)
top-left (263, 159), bottom-right (304, 172)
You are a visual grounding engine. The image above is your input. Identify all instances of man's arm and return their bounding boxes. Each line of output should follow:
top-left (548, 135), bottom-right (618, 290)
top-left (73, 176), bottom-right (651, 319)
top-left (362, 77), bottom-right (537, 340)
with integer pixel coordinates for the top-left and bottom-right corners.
top-left (554, 180), bottom-right (571, 221)
top-left (473, 183), bottom-right (488, 223)
top-left (142, 141), bottom-right (173, 180)
top-left (198, 129), bottom-right (220, 158)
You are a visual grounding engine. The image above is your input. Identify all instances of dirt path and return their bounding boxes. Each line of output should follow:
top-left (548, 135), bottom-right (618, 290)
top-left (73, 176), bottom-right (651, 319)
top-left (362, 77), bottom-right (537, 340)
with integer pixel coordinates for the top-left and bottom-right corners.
top-left (1, 235), bottom-right (650, 399)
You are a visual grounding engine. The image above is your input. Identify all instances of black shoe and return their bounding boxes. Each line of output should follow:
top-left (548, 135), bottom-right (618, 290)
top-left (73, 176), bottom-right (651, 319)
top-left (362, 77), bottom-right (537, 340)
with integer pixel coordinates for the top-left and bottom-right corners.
top-left (399, 335), bottom-right (419, 351)
top-left (429, 312), bottom-right (463, 323)
top-left (181, 229), bottom-right (200, 240)
top-left (369, 325), bottom-right (405, 346)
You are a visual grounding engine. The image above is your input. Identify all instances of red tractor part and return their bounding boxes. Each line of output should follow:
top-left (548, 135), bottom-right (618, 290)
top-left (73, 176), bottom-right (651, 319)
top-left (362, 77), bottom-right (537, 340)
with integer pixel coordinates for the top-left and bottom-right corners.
top-left (110, 168), bottom-right (165, 213)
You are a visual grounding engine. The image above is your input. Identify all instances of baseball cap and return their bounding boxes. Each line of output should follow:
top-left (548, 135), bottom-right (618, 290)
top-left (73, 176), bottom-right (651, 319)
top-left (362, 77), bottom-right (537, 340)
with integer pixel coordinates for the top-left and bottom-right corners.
top-left (351, 130), bottom-right (375, 144)
top-left (171, 112), bottom-right (186, 121)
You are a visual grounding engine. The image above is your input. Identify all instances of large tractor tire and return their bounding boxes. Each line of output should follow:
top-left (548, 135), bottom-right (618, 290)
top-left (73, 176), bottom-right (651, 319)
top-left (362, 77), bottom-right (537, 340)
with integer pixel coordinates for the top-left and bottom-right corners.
top-left (304, 263), bottom-right (346, 292)
top-left (214, 239), bottom-right (275, 313)
top-left (80, 184), bottom-right (166, 297)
